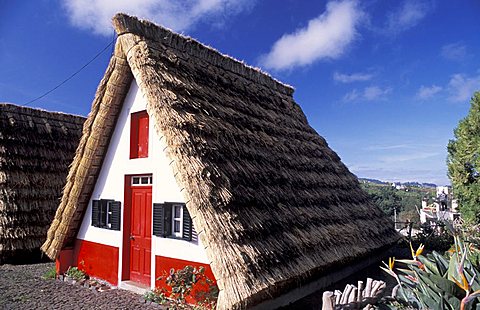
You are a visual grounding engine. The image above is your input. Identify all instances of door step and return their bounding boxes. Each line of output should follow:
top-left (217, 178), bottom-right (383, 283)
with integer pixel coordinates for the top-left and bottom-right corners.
top-left (118, 280), bottom-right (150, 295)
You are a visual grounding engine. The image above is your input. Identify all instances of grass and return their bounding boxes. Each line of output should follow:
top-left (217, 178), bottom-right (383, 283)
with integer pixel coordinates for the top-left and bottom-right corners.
top-left (66, 266), bottom-right (87, 281)
top-left (43, 266), bottom-right (56, 280)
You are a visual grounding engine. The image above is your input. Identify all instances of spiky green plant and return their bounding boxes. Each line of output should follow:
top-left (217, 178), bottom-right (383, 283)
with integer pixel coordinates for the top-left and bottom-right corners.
top-left (381, 235), bottom-right (480, 310)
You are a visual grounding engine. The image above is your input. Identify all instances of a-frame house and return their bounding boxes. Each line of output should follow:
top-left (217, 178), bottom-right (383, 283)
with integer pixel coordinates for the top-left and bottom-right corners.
top-left (42, 14), bottom-right (398, 309)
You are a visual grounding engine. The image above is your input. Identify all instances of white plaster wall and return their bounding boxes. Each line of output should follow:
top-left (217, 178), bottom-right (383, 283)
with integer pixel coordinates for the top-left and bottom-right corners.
top-left (76, 80), bottom-right (209, 287)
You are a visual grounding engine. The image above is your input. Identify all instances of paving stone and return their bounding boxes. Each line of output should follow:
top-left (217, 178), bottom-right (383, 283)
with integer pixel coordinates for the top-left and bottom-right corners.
top-left (0, 263), bottom-right (164, 309)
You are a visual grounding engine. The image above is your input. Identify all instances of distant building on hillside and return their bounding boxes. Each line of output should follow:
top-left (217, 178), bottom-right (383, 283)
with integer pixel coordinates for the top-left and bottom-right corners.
top-left (392, 182), bottom-right (406, 190)
top-left (420, 186), bottom-right (459, 229)
top-left (436, 186), bottom-right (450, 196)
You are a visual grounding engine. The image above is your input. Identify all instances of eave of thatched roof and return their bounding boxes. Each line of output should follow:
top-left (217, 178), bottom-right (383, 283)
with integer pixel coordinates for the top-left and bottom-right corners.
top-left (0, 103), bottom-right (84, 261)
top-left (42, 14), bottom-right (399, 309)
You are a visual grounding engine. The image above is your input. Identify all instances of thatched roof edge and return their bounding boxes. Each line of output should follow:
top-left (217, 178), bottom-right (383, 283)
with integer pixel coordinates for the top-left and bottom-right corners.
top-left (41, 43), bottom-right (133, 259)
top-left (0, 102), bottom-right (86, 122)
top-left (112, 13), bottom-right (294, 96)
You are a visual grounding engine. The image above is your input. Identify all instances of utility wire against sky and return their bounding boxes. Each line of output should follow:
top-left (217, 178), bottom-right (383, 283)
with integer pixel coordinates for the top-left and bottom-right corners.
top-left (25, 37), bottom-right (115, 106)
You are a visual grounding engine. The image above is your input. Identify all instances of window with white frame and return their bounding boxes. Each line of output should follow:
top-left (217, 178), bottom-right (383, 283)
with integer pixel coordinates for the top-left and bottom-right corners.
top-left (131, 175), bottom-right (153, 186)
top-left (91, 199), bottom-right (121, 230)
top-left (152, 202), bottom-right (197, 242)
top-left (172, 204), bottom-right (183, 238)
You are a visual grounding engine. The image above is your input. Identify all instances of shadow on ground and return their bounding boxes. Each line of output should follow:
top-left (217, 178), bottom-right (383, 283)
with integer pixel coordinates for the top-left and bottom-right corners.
top-left (282, 242), bottom-right (411, 309)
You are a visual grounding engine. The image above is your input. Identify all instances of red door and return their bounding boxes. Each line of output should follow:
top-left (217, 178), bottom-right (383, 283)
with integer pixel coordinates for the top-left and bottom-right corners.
top-left (129, 186), bottom-right (152, 285)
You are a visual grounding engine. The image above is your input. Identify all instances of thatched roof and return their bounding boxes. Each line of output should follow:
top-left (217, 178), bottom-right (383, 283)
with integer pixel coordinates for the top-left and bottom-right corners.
top-left (42, 14), bottom-right (399, 309)
top-left (0, 103), bottom-right (84, 263)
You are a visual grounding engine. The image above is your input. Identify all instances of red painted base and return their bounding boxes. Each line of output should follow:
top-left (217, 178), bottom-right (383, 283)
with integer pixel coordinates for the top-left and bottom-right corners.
top-left (56, 248), bottom-right (73, 275)
top-left (57, 239), bottom-right (119, 286)
top-left (56, 240), bottom-right (216, 303)
top-left (75, 239), bottom-right (119, 286)
top-left (155, 256), bottom-right (217, 304)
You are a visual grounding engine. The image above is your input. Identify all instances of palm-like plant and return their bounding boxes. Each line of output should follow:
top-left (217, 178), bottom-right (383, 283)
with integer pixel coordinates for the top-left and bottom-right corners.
top-left (381, 236), bottom-right (480, 309)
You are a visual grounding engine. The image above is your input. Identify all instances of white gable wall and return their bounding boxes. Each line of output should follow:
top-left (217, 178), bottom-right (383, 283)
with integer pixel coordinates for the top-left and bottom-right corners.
top-left (76, 80), bottom-right (209, 287)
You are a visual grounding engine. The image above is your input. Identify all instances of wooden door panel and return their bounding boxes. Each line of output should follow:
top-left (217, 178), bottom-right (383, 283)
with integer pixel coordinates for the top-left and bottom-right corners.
top-left (129, 186), bottom-right (152, 285)
top-left (132, 248), bottom-right (140, 272)
top-left (144, 249), bottom-right (151, 277)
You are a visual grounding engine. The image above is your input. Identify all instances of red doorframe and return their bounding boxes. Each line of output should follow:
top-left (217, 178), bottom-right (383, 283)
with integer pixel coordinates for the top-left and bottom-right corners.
top-left (122, 175), bottom-right (152, 285)
top-left (122, 175), bottom-right (131, 280)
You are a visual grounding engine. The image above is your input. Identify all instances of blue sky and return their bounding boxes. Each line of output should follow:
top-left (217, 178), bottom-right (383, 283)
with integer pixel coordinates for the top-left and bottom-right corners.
top-left (1, 0), bottom-right (479, 185)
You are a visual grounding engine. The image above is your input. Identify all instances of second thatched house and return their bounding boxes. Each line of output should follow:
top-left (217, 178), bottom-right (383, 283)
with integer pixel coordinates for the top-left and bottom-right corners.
top-left (42, 14), bottom-right (399, 309)
top-left (0, 103), bottom-right (84, 263)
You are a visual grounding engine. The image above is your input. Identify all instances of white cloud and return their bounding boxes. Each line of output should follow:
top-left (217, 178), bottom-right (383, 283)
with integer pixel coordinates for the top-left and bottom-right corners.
top-left (441, 42), bottom-right (467, 61)
top-left (343, 89), bottom-right (360, 101)
top-left (63, 0), bottom-right (254, 35)
top-left (343, 85), bottom-right (391, 102)
top-left (260, 0), bottom-right (363, 71)
top-left (416, 85), bottom-right (442, 100)
top-left (350, 142), bottom-right (448, 184)
top-left (448, 73), bottom-right (480, 102)
top-left (364, 86), bottom-right (391, 100)
top-left (380, 152), bottom-right (439, 163)
top-left (364, 144), bottom-right (412, 151)
top-left (333, 71), bottom-right (373, 83)
top-left (386, 0), bottom-right (430, 34)
top-left (350, 166), bottom-right (448, 185)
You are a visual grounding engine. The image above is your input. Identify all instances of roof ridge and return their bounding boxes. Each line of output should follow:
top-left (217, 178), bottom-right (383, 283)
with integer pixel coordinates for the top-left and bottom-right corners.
top-left (0, 102), bottom-right (86, 121)
top-left (112, 13), bottom-right (294, 96)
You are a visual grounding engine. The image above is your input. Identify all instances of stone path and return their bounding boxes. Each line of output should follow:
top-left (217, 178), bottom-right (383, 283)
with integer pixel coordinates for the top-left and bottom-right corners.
top-left (0, 263), bottom-right (162, 310)
top-left (0, 251), bottom-right (403, 309)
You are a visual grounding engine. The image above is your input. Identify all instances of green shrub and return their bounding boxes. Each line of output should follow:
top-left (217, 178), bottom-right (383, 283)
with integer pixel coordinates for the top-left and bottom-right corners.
top-left (412, 226), bottom-right (454, 253)
top-left (146, 265), bottom-right (218, 309)
top-left (144, 288), bottom-right (168, 304)
top-left (43, 267), bottom-right (57, 280)
top-left (66, 266), bottom-right (87, 281)
top-left (455, 222), bottom-right (480, 268)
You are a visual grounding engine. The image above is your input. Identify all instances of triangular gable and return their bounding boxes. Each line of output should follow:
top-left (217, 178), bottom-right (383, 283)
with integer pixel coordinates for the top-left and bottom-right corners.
top-left (43, 14), bottom-right (399, 309)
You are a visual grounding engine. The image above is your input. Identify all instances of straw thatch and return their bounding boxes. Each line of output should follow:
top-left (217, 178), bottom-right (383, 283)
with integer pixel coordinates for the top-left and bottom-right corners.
top-left (0, 103), bottom-right (84, 263)
top-left (42, 14), bottom-right (399, 309)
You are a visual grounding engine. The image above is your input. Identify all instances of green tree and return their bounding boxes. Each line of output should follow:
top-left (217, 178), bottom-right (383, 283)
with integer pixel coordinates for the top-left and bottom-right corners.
top-left (448, 91), bottom-right (480, 222)
top-left (366, 185), bottom-right (401, 216)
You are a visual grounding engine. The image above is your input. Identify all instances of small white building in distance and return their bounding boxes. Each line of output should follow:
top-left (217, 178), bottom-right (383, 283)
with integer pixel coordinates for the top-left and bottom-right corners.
top-left (436, 186), bottom-right (450, 197)
top-left (420, 186), bottom-right (459, 227)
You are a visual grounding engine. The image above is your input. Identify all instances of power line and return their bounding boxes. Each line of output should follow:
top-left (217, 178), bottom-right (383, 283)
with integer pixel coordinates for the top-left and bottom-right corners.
top-left (25, 39), bottom-right (115, 106)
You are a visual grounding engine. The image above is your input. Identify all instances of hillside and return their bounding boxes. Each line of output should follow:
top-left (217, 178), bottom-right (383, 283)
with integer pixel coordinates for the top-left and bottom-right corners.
top-left (359, 178), bottom-right (436, 227)
top-left (358, 177), bottom-right (437, 188)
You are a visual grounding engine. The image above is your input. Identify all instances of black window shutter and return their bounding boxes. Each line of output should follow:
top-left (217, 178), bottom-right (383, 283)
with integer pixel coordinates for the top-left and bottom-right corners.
top-left (109, 201), bottom-right (121, 230)
top-left (182, 205), bottom-right (192, 241)
top-left (153, 203), bottom-right (165, 237)
top-left (100, 199), bottom-right (108, 228)
top-left (164, 202), bottom-right (173, 237)
top-left (92, 200), bottom-right (100, 227)
top-left (191, 222), bottom-right (198, 243)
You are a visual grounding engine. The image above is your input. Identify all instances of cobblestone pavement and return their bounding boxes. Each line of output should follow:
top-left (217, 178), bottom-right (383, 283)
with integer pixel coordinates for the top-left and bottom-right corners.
top-left (0, 263), bottom-right (162, 310)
